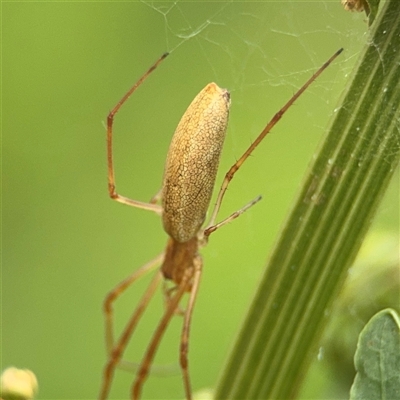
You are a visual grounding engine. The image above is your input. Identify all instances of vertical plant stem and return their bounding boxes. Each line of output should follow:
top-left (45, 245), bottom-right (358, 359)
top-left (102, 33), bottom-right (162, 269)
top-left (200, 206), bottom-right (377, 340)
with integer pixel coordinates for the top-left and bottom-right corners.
top-left (215, 1), bottom-right (400, 399)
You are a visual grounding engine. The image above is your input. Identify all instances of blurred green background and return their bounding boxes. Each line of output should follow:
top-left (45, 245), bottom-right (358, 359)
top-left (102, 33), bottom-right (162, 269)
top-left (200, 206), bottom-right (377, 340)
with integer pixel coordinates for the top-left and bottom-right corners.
top-left (3, 1), bottom-right (398, 399)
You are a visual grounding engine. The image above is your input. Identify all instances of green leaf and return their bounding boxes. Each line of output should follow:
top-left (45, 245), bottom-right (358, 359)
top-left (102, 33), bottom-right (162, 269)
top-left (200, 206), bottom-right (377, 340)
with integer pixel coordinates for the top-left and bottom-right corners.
top-left (350, 309), bottom-right (400, 400)
top-left (215, 0), bottom-right (400, 399)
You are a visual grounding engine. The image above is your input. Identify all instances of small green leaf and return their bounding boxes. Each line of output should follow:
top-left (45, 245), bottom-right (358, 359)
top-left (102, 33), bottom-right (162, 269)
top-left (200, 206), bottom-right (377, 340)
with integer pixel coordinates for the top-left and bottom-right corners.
top-left (350, 309), bottom-right (400, 400)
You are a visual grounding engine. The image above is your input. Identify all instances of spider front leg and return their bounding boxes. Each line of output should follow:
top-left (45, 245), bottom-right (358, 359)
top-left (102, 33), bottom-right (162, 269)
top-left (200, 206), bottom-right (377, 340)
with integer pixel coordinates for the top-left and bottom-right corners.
top-left (107, 107), bottom-right (162, 214)
top-left (106, 53), bottom-right (168, 215)
top-left (206, 48), bottom-right (343, 229)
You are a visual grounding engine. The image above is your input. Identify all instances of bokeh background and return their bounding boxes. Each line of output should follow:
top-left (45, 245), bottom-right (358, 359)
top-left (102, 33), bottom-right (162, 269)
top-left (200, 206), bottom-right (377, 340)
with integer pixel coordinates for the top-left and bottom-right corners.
top-left (3, 1), bottom-right (398, 399)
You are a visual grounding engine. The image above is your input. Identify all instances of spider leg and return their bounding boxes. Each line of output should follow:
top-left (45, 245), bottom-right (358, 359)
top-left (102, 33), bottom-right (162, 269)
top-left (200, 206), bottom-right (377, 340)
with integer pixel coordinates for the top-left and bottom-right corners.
top-left (204, 195), bottom-right (262, 237)
top-left (100, 255), bottom-right (163, 400)
top-left (103, 252), bottom-right (164, 354)
top-left (206, 49), bottom-right (343, 229)
top-left (180, 255), bottom-right (203, 400)
top-left (131, 268), bottom-right (193, 400)
top-left (106, 53), bottom-right (168, 215)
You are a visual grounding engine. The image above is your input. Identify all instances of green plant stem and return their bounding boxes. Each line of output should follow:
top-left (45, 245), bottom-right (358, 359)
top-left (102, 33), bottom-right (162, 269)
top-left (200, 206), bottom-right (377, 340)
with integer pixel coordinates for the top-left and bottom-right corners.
top-left (215, 1), bottom-right (400, 399)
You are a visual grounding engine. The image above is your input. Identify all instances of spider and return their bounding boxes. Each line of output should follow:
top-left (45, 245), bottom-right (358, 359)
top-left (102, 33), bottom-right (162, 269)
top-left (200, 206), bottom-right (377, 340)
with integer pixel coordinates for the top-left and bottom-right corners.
top-left (99, 48), bottom-right (343, 400)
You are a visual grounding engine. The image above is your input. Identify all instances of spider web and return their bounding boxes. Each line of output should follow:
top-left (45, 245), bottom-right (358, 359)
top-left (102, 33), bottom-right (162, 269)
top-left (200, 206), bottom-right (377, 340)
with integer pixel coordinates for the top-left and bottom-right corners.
top-left (137, 0), bottom-right (373, 205)
top-left (138, 1), bottom-right (370, 169)
top-left (141, 0), bottom-right (363, 88)
top-left (141, 0), bottom-right (399, 167)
